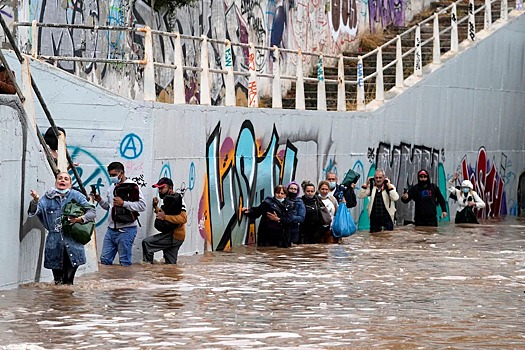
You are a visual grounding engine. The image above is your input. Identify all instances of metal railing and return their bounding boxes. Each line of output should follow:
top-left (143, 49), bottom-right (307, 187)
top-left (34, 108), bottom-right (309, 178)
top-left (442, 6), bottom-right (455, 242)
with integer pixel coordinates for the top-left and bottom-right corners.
top-left (9, 0), bottom-right (520, 112)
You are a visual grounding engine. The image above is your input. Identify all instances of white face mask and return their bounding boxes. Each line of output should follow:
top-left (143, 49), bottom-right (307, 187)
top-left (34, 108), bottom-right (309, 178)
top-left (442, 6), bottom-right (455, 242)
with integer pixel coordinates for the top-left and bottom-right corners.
top-left (56, 188), bottom-right (70, 195)
top-left (110, 176), bottom-right (120, 184)
top-left (276, 197), bottom-right (285, 202)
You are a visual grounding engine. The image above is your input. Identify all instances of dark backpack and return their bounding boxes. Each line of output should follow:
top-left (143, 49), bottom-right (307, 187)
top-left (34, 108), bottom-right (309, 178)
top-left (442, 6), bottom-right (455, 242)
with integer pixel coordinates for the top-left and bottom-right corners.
top-left (154, 193), bottom-right (183, 233)
top-left (112, 182), bottom-right (141, 228)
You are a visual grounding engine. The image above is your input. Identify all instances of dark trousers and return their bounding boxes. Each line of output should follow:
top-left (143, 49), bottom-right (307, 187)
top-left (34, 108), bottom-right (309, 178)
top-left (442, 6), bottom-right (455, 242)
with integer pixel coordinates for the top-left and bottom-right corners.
top-left (370, 216), bottom-right (394, 233)
top-left (52, 247), bottom-right (78, 285)
top-left (142, 232), bottom-right (184, 264)
top-left (415, 216), bottom-right (438, 227)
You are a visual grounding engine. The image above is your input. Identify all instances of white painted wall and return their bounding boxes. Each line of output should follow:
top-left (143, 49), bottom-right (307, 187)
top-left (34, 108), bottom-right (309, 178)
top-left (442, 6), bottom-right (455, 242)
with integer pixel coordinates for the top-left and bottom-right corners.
top-left (0, 11), bottom-right (523, 289)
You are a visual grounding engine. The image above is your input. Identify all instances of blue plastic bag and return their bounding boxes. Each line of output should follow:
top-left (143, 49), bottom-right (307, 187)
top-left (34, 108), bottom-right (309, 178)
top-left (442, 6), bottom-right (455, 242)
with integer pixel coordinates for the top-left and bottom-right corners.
top-left (332, 205), bottom-right (357, 238)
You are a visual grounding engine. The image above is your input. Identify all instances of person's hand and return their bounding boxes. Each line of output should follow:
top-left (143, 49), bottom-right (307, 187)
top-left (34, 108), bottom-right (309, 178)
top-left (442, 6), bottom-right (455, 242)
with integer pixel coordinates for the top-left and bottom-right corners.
top-left (68, 216), bottom-right (83, 224)
top-left (156, 210), bottom-right (166, 220)
top-left (468, 201), bottom-right (476, 207)
top-left (350, 183), bottom-right (356, 189)
top-left (152, 197), bottom-right (159, 208)
top-left (266, 211), bottom-right (280, 222)
top-left (30, 189), bottom-right (40, 202)
top-left (241, 207), bottom-right (249, 214)
top-left (451, 172), bottom-right (459, 181)
top-left (113, 196), bottom-right (124, 207)
top-left (401, 193), bottom-right (409, 200)
top-left (441, 212), bottom-right (448, 218)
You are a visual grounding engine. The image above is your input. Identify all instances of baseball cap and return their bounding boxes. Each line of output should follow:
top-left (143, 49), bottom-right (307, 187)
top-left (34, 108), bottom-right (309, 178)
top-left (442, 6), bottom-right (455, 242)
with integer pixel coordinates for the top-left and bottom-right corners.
top-left (152, 177), bottom-right (173, 188)
top-left (418, 170), bottom-right (429, 177)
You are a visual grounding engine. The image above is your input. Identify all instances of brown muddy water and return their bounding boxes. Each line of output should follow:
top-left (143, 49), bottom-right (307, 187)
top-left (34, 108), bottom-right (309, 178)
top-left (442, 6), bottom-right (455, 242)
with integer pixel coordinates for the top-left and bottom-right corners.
top-left (1, 218), bottom-right (525, 350)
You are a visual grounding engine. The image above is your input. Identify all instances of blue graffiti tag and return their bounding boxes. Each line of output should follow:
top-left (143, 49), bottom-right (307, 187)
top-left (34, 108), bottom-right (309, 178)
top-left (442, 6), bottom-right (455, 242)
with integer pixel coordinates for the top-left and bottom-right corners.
top-left (119, 133), bottom-right (143, 159)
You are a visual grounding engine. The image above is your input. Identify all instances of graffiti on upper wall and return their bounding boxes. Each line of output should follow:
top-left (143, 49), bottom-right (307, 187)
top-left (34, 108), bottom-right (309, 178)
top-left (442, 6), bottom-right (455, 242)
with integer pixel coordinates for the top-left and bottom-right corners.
top-left (23, 0), bottom-right (412, 104)
top-left (199, 120), bottom-right (298, 251)
top-left (457, 147), bottom-right (507, 218)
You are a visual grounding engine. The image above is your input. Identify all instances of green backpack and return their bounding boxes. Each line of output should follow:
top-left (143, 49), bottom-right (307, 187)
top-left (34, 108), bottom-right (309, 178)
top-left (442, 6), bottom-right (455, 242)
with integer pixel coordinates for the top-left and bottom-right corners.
top-left (62, 199), bottom-right (95, 245)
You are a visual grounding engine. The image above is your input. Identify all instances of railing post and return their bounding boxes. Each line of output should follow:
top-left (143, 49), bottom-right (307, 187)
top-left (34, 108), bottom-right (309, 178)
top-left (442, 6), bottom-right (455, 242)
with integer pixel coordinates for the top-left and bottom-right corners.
top-left (31, 20), bottom-right (38, 58)
top-left (272, 46), bottom-right (282, 109)
top-left (337, 54), bottom-right (346, 112)
top-left (200, 36), bottom-right (211, 105)
top-left (414, 25), bottom-right (422, 77)
top-left (433, 13), bottom-right (441, 64)
top-left (317, 54), bottom-right (326, 111)
top-left (501, 0), bottom-right (508, 20)
top-left (468, 0), bottom-right (476, 41)
top-left (451, 4), bottom-right (459, 52)
top-left (395, 36), bottom-right (404, 88)
top-left (356, 56), bottom-right (365, 111)
top-left (375, 47), bottom-right (384, 103)
top-left (224, 40), bottom-right (235, 106)
top-left (248, 42), bottom-right (259, 108)
top-left (141, 26), bottom-right (156, 102)
top-left (21, 57), bottom-right (37, 126)
top-left (173, 33), bottom-right (185, 105)
top-left (57, 131), bottom-right (68, 173)
top-left (485, 0), bottom-right (492, 30)
top-left (295, 50), bottom-right (305, 110)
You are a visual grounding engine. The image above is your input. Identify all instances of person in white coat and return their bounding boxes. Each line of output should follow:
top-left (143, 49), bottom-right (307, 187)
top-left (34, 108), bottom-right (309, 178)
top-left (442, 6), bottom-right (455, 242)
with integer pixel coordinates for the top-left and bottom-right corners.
top-left (357, 169), bottom-right (399, 232)
top-left (448, 173), bottom-right (485, 224)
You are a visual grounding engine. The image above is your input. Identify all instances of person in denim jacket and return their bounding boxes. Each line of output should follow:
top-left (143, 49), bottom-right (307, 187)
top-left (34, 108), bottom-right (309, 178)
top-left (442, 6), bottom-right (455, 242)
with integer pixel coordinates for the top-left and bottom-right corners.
top-left (28, 172), bottom-right (96, 285)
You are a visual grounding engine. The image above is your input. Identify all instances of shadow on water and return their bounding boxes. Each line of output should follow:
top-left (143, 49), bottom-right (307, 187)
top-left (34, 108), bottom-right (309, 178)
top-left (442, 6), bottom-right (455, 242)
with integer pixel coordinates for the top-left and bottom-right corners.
top-left (1, 218), bottom-right (525, 349)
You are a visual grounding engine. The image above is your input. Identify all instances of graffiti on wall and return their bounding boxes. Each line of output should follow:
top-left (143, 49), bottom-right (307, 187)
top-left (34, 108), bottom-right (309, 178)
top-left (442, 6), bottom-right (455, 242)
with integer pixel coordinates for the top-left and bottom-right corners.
top-left (199, 120), bottom-right (298, 251)
top-left (456, 147), bottom-right (507, 218)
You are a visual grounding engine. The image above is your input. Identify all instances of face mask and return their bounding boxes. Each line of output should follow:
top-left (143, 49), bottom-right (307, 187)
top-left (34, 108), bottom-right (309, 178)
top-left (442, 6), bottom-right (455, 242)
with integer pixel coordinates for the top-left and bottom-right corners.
top-left (56, 188), bottom-right (70, 195)
top-left (462, 187), bottom-right (470, 193)
top-left (276, 197), bottom-right (285, 202)
top-left (159, 192), bottom-right (168, 199)
top-left (328, 182), bottom-right (336, 190)
top-left (305, 194), bottom-right (315, 199)
top-left (110, 176), bottom-right (120, 184)
top-left (288, 192), bottom-right (297, 199)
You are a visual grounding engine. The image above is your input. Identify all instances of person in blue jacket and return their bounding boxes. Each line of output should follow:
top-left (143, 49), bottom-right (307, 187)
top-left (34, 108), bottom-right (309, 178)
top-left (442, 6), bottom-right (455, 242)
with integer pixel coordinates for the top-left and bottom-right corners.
top-left (28, 172), bottom-right (96, 285)
top-left (285, 181), bottom-right (306, 245)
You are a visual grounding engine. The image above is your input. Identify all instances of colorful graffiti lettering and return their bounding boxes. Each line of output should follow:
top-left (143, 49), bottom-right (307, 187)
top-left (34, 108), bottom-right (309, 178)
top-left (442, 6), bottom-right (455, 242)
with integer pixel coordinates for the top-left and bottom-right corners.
top-left (199, 120), bottom-right (298, 251)
top-left (459, 147), bottom-right (506, 218)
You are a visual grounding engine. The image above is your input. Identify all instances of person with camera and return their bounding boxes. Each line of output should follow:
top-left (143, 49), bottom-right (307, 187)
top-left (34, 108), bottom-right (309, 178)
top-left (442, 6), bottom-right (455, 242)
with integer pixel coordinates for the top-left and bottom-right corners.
top-left (448, 173), bottom-right (485, 224)
top-left (142, 177), bottom-right (187, 264)
top-left (400, 169), bottom-right (448, 226)
top-left (93, 162), bottom-right (146, 266)
top-left (357, 169), bottom-right (399, 233)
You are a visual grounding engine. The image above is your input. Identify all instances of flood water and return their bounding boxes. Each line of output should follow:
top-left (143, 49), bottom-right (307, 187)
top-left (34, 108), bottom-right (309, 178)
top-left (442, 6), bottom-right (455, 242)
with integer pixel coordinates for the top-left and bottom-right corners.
top-left (1, 218), bottom-right (525, 349)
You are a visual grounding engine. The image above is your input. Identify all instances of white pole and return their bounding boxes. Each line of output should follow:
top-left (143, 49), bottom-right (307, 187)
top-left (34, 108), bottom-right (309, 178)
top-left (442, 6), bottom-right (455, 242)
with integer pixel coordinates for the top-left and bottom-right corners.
top-left (248, 42), bottom-right (259, 108)
top-left (485, 0), bottom-right (492, 31)
top-left (395, 36), bottom-right (404, 88)
top-left (336, 54), bottom-right (346, 111)
top-left (433, 13), bottom-right (441, 64)
top-left (451, 4), bottom-right (459, 52)
top-left (272, 46), bottom-right (282, 109)
top-left (356, 56), bottom-right (365, 111)
top-left (414, 25), bottom-right (422, 77)
top-left (224, 40), bottom-right (235, 106)
top-left (501, 0), bottom-right (508, 21)
top-left (173, 33), bottom-right (185, 104)
top-left (295, 50), bottom-right (305, 110)
top-left (200, 35), bottom-right (211, 105)
top-left (468, 0), bottom-right (476, 41)
top-left (141, 26), bottom-right (156, 102)
top-left (317, 55), bottom-right (326, 111)
top-left (375, 47), bottom-right (384, 102)
top-left (31, 20), bottom-right (38, 58)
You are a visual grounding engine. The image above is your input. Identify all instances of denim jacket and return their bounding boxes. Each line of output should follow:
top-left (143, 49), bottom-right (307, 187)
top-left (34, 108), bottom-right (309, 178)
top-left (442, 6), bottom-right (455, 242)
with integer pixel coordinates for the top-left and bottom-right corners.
top-left (28, 188), bottom-right (96, 269)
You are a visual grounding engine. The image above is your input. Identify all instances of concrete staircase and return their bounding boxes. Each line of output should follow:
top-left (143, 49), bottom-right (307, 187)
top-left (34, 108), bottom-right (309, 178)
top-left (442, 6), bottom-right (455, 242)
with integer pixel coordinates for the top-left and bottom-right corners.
top-left (281, 0), bottom-right (514, 111)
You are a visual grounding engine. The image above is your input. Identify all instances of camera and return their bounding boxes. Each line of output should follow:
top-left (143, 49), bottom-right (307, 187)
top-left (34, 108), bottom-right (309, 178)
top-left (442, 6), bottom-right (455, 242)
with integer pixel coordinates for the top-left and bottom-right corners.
top-left (90, 185), bottom-right (97, 195)
top-left (369, 178), bottom-right (375, 186)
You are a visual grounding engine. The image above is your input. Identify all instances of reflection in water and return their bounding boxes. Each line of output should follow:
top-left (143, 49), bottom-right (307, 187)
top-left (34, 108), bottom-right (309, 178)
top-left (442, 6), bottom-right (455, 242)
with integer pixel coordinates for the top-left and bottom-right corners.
top-left (1, 218), bottom-right (525, 349)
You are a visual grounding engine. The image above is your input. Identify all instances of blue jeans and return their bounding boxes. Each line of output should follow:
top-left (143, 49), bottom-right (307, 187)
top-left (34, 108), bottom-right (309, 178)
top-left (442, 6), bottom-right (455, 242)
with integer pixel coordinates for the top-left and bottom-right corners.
top-left (100, 226), bottom-right (137, 266)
